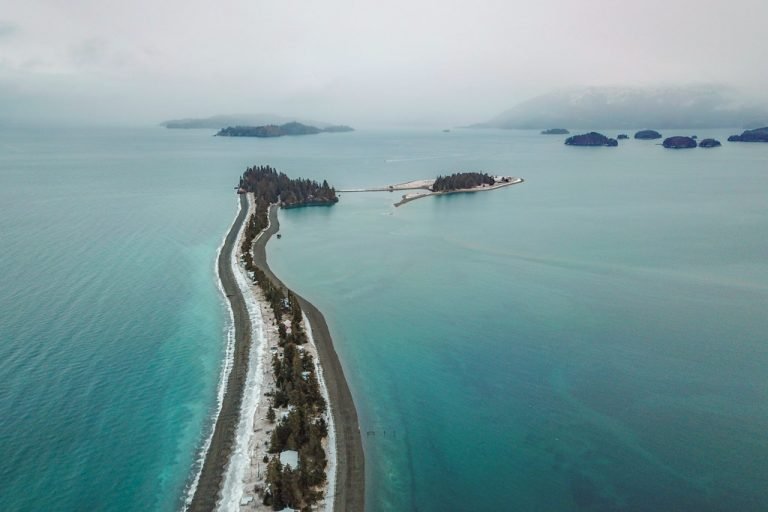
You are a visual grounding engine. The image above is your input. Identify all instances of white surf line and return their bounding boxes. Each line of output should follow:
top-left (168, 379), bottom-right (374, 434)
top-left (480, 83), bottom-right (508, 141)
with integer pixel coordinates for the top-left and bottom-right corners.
top-left (302, 312), bottom-right (338, 512)
top-left (182, 198), bottom-right (241, 510)
top-left (217, 196), bottom-right (269, 512)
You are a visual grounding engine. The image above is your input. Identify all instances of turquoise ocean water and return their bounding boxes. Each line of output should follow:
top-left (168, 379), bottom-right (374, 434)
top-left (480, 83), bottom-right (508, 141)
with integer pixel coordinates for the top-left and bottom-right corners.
top-left (1, 126), bottom-right (767, 511)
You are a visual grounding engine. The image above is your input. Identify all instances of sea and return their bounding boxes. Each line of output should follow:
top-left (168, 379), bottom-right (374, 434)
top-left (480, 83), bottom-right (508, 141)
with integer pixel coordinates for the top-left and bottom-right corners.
top-left (1, 125), bottom-right (766, 511)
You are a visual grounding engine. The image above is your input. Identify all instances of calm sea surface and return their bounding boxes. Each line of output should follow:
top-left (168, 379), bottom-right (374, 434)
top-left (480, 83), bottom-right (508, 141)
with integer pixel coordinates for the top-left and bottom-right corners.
top-left (1, 126), bottom-right (767, 511)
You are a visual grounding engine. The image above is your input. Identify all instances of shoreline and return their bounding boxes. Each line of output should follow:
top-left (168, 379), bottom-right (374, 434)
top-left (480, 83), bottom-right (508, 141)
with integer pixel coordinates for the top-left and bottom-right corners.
top-left (339, 176), bottom-right (524, 207)
top-left (189, 193), bottom-right (254, 511)
top-left (394, 177), bottom-right (524, 207)
top-left (221, 193), bottom-right (339, 511)
top-left (218, 193), bottom-right (269, 511)
top-left (251, 205), bottom-right (365, 512)
top-left (183, 201), bottom-right (241, 508)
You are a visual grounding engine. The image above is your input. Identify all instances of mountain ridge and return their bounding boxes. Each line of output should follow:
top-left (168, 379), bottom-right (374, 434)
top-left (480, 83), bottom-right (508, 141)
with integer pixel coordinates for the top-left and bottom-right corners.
top-left (474, 86), bottom-right (768, 129)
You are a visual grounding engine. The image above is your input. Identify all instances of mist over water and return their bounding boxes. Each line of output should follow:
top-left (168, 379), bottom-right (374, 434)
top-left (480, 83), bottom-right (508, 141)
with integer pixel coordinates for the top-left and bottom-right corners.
top-left (3, 1), bottom-right (768, 125)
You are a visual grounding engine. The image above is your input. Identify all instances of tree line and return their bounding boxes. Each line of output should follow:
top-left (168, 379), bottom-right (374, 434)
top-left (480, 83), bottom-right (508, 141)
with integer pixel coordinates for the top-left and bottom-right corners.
top-left (238, 165), bottom-right (338, 208)
top-left (238, 165), bottom-right (332, 510)
top-left (431, 172), bottom-right (496, 192)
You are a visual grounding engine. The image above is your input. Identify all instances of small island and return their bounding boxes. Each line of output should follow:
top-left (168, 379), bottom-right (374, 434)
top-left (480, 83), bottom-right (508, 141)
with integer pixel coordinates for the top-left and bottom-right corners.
top-left (217, 122), bottom-right (354, 138)
top-left (542, 128), bottom-right (569, 135)
top-left (564, 132), bottom-right (618, 147)
top-left (663, 136), bottom-right (697, 149)
top-left (617, 134), bottom-right (629, 140)
top-left (727, 127), bottom-right (768, 142)
top-left (698, 138), bottom-right (722, 148)
top-left (237, 165), bottom-right (338, 208)
top-left (635, 130), bottom-right (663, 140)
top-left (321, 125), bottom-right (355, 133)
top-left (339, 172), bottom-right (523, 207)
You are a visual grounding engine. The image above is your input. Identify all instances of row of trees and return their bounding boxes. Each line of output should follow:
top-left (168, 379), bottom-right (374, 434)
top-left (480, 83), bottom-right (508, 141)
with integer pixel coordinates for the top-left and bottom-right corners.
top-left (261, 296), bottom-right (328, 510)
top-left (431, 172), bottom-right (496, 192)
top-left (237, 167), bottom-right (330, 510)
top-left (238, 165), bottom-right (338, 208)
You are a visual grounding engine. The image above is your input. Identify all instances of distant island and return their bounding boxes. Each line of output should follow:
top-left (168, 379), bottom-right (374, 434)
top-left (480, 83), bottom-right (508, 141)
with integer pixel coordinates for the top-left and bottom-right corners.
top-left (322, 125), bottom-right (355, 133)
top-left (541, 128), bottom-right (569, 135)
top-left (699, 138), bottom-right (722, 148)
top-left (617, 134), bottom-right (629, 140)
top-left (635, 130), bottom-right (663, 140)
top-left (217, 122), bottom-right (353, 138)
top-left (565, 132), bottom-right (618, 147)
top-left (728, 127), bottom-right (768, 142)
top-left (237, 165), bottom-right (339, 207)
top-left (339, 172), bottom-right (523, 207)
top-left (663, 136), bottom-right (697, 149)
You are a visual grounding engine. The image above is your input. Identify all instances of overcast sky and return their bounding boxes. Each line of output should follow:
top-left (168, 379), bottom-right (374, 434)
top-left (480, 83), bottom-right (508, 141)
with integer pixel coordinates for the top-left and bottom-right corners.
top-left (1, 0), bottom-right (767, 126)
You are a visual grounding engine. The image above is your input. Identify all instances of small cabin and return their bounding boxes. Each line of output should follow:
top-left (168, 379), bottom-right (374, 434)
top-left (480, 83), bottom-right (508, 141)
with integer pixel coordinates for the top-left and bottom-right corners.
top-left (279, 450), bottom-right (299, 470)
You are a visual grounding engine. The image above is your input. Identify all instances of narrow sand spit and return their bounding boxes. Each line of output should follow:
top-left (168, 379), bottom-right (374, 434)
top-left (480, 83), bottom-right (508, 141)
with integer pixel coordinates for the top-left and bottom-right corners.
top-left (250, 205), bottom-right (365, 512)
top-left (188, 194), bottom-right (252, 512)
top-left (221, 193), bottom-right (350, 511)
top-left (395, 176), bottom-right (524, 207)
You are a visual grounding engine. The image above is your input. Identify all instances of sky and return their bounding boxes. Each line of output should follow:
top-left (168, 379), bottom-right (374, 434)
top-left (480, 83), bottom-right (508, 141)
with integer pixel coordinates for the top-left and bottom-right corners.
top-left (1, 0), bottom-right (767, 126)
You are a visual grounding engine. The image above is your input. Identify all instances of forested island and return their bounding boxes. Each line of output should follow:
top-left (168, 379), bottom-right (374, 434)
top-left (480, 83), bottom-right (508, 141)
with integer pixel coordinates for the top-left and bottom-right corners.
top-left (432, 172), bottom-right (498, 191)
top-left (662, 136), bottom-right (697, 149)
top-left (217, 122), bottom-right (353, 138)
top-left (699, 138), bottom-right (722, 148)
top-left (237, 165), bottom-right (338, 208)
top-left (541, 128), bottom-right (569, 134)
top-left (565, 132), bottom-right (618, 147)
top-left (339, 171), bottom-right (522, 207)
top-left (635, 130), bottom-right (663, 140)
top-left (728, 127), bottom-right (768, 142)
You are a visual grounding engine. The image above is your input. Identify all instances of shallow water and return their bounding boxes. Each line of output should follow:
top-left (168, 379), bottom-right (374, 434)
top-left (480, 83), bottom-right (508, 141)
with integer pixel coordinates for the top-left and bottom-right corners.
top-left (1, 126), bottom-right (767, 511)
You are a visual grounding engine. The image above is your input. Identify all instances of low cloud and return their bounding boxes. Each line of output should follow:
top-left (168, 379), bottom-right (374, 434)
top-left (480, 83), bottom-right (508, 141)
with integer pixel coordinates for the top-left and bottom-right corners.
top-left (0, 20), bottom-right (19, 39)
top-left (1, 1), bottom-right (767, 126)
